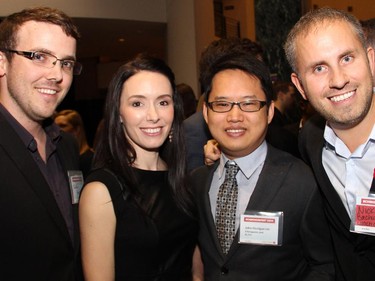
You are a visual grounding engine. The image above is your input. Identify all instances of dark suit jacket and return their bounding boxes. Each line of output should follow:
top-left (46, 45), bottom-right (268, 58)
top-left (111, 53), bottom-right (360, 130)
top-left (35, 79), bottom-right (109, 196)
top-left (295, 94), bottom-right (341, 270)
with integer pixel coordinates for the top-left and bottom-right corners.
top-left (266, 123), bottom-right (300, 158)
top-left (299, 115), bottom-right (375, 281)
top-left (0, 114), bottom-right (82, 281)
top-left (191, 145), bottom-right (334, 281)
top-left (183, 111), bottom-right (212, 171)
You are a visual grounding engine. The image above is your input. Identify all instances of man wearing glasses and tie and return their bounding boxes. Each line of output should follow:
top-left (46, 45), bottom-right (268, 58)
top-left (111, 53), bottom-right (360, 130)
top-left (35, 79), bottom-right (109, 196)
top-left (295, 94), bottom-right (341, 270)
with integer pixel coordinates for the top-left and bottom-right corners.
top-left (191, 43), bottom-right (334, 280)
top-left (0, 7), bottom-right (83, 281)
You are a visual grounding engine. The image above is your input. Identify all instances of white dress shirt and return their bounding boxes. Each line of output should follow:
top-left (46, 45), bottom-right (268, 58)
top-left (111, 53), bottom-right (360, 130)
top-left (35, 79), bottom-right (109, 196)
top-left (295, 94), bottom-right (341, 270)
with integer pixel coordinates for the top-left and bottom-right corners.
top-left (322, 124), bottom-right (375, 216)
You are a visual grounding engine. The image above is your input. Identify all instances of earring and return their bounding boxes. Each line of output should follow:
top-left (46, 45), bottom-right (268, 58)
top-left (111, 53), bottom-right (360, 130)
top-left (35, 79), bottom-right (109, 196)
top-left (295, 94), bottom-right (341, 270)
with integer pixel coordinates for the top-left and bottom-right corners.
top-left (168, 129), bottom-right (173, 143)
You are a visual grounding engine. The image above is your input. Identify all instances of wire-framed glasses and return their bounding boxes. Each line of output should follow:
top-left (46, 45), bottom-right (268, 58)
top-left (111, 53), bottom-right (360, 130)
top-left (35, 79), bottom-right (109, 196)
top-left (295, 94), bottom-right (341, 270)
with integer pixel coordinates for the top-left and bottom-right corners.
top-left (4, 49), bottom-right (82, 75)
top-left (207, 100), bottom-right (267, 113)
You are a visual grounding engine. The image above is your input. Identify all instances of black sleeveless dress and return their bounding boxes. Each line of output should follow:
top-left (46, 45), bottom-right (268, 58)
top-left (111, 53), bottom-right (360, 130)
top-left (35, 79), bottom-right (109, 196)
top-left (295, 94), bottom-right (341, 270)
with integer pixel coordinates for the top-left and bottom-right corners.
top-left (84, 168), bottom-right (198, 281)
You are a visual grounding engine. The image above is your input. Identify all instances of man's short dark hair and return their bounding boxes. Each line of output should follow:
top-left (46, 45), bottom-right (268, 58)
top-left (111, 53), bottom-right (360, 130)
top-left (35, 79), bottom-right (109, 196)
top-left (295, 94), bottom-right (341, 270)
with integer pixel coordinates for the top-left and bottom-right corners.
top-left (202, 51), bottom-right (273, 105)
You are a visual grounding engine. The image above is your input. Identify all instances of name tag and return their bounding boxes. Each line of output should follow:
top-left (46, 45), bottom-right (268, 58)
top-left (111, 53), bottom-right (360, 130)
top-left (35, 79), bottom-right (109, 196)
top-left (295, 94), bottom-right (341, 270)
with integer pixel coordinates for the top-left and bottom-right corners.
top-left (68, 170), bottom-right (84, 204)
top-left (350, 196), bottom-right (375, 236)
top-left (239, 211), bottom-right (283, 246)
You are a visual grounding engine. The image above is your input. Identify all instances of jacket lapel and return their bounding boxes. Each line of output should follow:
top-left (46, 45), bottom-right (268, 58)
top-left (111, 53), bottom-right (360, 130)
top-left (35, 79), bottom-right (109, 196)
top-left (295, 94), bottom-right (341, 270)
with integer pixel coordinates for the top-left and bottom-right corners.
top-left (226, 146), bottom-right (289, 257)
top-left (0, 116), bottom-right (73, 247)
top-left (200, 163), bottom-right (228, 259)
top-left (307, 121), bottom-right (352, 232)
top-left (303, 117), bottom-right (371, 246)
top-left (56, 132), bottom-right (81, 248)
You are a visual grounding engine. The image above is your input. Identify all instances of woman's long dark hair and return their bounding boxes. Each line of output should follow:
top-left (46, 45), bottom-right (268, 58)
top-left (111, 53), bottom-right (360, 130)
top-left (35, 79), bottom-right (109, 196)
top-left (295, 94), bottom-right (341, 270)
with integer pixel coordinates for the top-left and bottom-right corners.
top-left (93, 53), bottom-right (194, 216)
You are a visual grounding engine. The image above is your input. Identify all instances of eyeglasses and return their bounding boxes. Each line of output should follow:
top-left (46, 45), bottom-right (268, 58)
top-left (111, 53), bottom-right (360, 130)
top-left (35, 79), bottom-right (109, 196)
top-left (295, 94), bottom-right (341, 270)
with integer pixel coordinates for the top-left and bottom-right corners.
top-left (207, 100), bottom-right (267, 113)
top-left (4, 49), bottom-right (82, 75)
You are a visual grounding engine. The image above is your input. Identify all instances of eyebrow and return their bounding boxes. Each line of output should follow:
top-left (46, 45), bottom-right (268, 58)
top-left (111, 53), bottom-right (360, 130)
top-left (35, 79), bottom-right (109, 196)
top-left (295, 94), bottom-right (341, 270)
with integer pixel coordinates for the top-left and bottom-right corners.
top-left (306, 60), bottom-right (325, 70)
top-left (306, 49), bottom-right (356, 70)
top-left (34, 48), bottom-right (77, 61)
top-left (127, 93), bottom-right (173, 99)
top-left (213, 94), bottom-right (259, 100)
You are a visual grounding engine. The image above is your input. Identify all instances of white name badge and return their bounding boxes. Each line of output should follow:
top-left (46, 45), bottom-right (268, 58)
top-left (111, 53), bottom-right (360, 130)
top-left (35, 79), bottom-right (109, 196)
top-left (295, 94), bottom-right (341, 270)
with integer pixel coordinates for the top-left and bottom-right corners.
top-left (239, 211), bottom-right (283, 246)
top-left (68, 170), bottom-right (84, 204)
top-left (350, 196), bottom-right (375, 236)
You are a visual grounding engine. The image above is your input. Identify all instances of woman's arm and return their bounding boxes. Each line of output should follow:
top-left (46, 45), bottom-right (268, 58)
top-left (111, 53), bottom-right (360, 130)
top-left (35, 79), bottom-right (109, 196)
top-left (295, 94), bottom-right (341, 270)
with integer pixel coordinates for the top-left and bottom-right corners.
top-left (79, 181), bottom-right (116, 281)
top-left (192, 245), bottom-right (204, 281)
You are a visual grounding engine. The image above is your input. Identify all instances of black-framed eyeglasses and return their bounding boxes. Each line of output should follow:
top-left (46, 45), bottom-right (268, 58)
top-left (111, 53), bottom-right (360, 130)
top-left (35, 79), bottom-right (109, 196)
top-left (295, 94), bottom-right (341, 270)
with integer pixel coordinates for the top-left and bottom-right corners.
top-left (207, 100), bottom-right (267, 113)
top-left (4, 49), bottom-right (82, 75)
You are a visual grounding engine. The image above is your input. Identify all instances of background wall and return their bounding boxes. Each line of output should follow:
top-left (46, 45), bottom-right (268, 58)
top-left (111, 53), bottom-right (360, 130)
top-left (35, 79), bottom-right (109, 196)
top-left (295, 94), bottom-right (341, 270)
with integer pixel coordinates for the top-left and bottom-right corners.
top-left (167, 0), bottom-right (198, 95)
top-left (304, 0), bottom-right (375, 20)
top-left (194, 0), bottom-right (217, 94)
top-left (0, 0), bottom-right (167, 22)
top-left (223, 0), bottom-right (255, 40)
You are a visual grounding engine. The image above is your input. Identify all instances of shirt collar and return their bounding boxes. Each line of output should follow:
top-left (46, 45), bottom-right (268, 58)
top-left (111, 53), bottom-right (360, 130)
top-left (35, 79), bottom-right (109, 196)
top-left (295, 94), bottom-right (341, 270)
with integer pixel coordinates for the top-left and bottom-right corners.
top-left (218, 140), bottom-right (267, 179)
top-left (324, 123), bottom-right (375, 158)
top-left (0, 103), bottom-right (61, 151)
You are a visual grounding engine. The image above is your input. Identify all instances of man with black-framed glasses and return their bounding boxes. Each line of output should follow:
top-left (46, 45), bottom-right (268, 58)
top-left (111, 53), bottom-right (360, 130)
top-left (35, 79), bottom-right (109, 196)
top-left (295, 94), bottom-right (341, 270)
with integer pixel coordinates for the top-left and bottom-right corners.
top-left (0, 7), bottom-right (83, 281)
top-left (191, 46), bottom-right (334, 280)
top-left (3, 49), bottom-right (82, 75)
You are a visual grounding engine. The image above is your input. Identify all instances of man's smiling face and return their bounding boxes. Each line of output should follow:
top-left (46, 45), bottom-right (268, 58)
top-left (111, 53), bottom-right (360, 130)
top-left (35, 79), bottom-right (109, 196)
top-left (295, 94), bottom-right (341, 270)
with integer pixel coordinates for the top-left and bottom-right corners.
top-left (291, 19), bottom-right (374, 129)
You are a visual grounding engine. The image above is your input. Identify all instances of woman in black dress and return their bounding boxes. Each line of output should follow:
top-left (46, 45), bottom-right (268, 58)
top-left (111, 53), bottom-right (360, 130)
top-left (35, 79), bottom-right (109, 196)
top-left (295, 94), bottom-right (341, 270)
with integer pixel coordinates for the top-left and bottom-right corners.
top-left (79, 54), bottom-right (199, 281)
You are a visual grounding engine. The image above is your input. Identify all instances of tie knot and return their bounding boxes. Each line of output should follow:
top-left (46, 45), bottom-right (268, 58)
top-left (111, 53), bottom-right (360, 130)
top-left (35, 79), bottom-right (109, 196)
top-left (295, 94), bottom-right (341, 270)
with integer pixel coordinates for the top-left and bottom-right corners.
top-left (224, 162), bottom-right (239, 179)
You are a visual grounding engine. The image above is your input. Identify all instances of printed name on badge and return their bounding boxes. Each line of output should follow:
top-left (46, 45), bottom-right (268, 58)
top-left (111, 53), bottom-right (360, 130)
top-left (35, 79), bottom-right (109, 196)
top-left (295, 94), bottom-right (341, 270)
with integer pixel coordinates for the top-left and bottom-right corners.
top-left (239, 211), bottom-right (283, 246)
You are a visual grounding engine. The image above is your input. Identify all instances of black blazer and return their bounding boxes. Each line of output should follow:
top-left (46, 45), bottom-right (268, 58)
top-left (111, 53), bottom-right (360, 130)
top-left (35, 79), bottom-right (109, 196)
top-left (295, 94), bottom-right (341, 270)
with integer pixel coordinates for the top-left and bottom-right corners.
top-left (191, 145), bottom-right (334, 281)
top-left (299, 115), bottom-right (375, 281)
top-left (0, 114), bottom-right (81, 281)
top-left (183, 111), bottom-right (212, 171)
